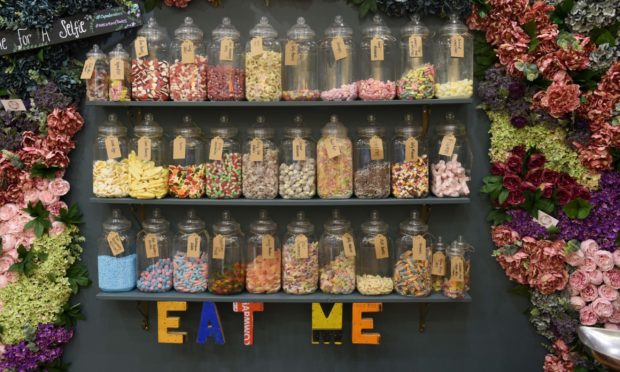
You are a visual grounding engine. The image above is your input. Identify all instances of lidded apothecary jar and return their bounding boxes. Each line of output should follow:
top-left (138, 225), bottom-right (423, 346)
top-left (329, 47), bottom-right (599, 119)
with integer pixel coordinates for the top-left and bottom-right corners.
top-left (443, 238), bottom-right (467, 299)
top-left (358, 15), bottom-right (397, 101)
top-left (317, 115), bottom-right (353, 199)
top-left (283, 211), bottom-right (319, 294)
top-left (169, 17), bottom-right (208, 101)
top-left (128, 113), bottom-right (168, 199)
top-left (431, 236), bottom-right (447, 293)
top-left (454, 235), bottom-right (473, 291)
top-left (208, 210), bottom-right (245, 295)
top-left (434, 14), bottom-right (473, 98)
top-left (246, 210), bottom-right (281, 294)
top-left (354, 114), bottom-right (390, 199)
top-left (319, 15), bottom-right (357, 101)
top-left (279, 115), bottom-right (316, 199)
top-left (398, 15), bottom-right (435, 100)
top-left (394, 210), bottom-right (434, 297)
top-left (208, 17), bottom-right (245, 101)
top-left (168, 115), bottom-right (206, 199)
top-left (242, 116), bottom-right (279, 199)
top-left (431, 112), bottom-right (471, 198)
top-left (282, 17), bottom-right (319, 101)
top-left (98, 209), bottom-right (136, 292)
top-left (205, 115), bottom-right (242, 199)
top-left (137, 208), bottom-right (172, 293)
top-left (108, 44), bottom-right (131, 102)
top-left (319, 209), bottom-right (356, 294)
top-left (92, 114), bottom-right (129, 198)
top-left (172, 209), bottom-right (209, 293)
top-left (356, 210), bottom-right (394, 295)
top-left (84, 44), bottom-right (108, 101)
top-left (391, 113), bottom-right (429, 198)
top-left (131, 17), bottom-right (170, 101)
top-left (245, 17), bottom-right (282, 102)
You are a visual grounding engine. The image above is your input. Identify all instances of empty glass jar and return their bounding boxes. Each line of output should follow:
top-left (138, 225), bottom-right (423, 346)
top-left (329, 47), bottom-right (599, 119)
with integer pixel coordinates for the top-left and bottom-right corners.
top-left (208, 17), bottom-right (245, 101)
top-left (246, 210), bottom-right (281, 294)
top-left (397, 15), bottom-right (435, 100)
top-left (391, 113), bottom-right (429, 198)
top-left (245, 17), bottom-right (282, 102)
top-left (319, 15), bottom-right (357, 101)
top-left (434, 14), bottom-right (473, 98)
top-left (208, 210), bottom-right (245, 294)
top-left (108, 44), bottom-right (131, 102)
top-left (92, 114), bottom-right (129, 198)
top-left (128, 113), bottom-right (168, 199)
top-left (317, 115), bottom-right (353, 199)
top-left (394, 210), bottom-right (434, 297)
top-left (242, 116), bottom-right (279, 199)
top-left (358, 15), bottom-right (397, 101)
top-left (137, 208), bottom-right (172, 292)
top-left (205, 115), bottom-right (242, 199)
top-left (131, 17), bottom-right (170, 101)
top-left (431, 112), bottom-right (472, 197)
top-left (319, 209), bottom-right (356, 294)
top-left (354, 115), bottom-right (390, 199)
top-left (168, 115), bottom-right (205, 199)
top-left (279, 115), bottom-right (316, 199)
top-left (169, 17), bottom-right (208, 101)
top-left (85, 44), bottom-right (108, 101)
top-left (357, 210), bottom-right (393, 295)
top-left (98, 209), bottom-right (136, 292)
top-left (283, 211), bottom-right (319, 294)
top-left (282, 17), bottom-right (319, 101)
top-left (172, 209), bottom-right (209, 293)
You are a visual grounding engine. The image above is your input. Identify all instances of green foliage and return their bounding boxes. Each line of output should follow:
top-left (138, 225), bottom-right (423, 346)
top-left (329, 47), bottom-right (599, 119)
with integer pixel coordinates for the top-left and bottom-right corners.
top-left (590, 22), bottom-right (620, 47)
top-left (347, 0), bottom-right (377, 17)
top-left (569, 66), bottom-right (605, 91)
top-left (549, 0), bottom-right (574, 26)
top-left (66, 263), bottom-right (91, 295)
top-left (562, 198), bottom-right (593, 219)
top-left (487, 209), bottom-right (512, 225)
top-left (56, 203), bottom-right (82, 226)
top-left (55, 303), bottom-right (85, 327)
top-left (473, 31), bottom-right (498, 80)
top-left (30, 162), bottom-right (63, 180)
top-left (23, 201), bottom-right (52, 237)
top-left (8, 245), bottom-right (48, 277)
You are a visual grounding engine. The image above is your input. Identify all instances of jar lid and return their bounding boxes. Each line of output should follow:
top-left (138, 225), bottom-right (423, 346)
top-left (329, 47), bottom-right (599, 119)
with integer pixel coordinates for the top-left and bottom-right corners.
top-left (321, 114), bottom-right (347, 137)
top-left (453, 235), bottom-right (473, 253)
top-left (395, 113), bottom-right (422, 137)
top-left (362, 15), bottom-right (393, 38)
top-left (361, 210), bottom-right (388, 235)
top-left (134, 113), bottom-right (163, 137)
top-left (447, 240), bottom-right (465, 256)
top-left (174, 115), bottom-right (202, 137)
top-left (324, 15), bottom-right (352, 38)
top-left (400, 14), bottom-right (430, 38)
top-left (287, 17), bottom-right (315, 40)
top-left (98, 113), bottom-right (127, 136)
top-left (212, 17), bottom-right (240, 40)
top-left (439, 13), bottom-right (468, 36)
top-left (399, 210), bottom-right (428, 235)
top-left (436, 112), bottom-right (465, 136)
top-left (357, 114), bottom-right (385, 137)
top-left (174, 16), bottom-right (203, 40)
top-left (108, 43), bottom-right (129, 59)
top-left (249, 16), bottom-right (278, 39)
top-left (177, 209), bottom-right (206, 233)
top-left (103, 209), bottom-right (131, 232)
top-left (213, 210), bottom-right (240, 235)
top-left (142, 208), bottom-right (170, 233)
top-left (247, 116), bottom-right (274, 138)
top-left (87, 44), bottom-right (107, 60)
top-left (138, 17), bottom-right (169, 43)
top-left (250, 209), bottom-right (277, 234)
top-left (284, 115), bottom-right (312, 138)
top-left (324, 209), bottom-right (350, 233)
top-left (287, 211), bottom-right (314, 235)
top-left (434, 236), bottom-right (446, 252)
top-left (210, 115), bottom-right (238, 138)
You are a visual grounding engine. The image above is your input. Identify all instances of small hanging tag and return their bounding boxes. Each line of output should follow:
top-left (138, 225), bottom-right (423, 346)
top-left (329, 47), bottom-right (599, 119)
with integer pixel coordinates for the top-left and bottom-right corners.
top-left (331, 36), bottom-right (347, 60)
top-left (110, 58), bottom-right (124, 80)
top-left (1, 99), bottom-right (26, 112)
top-left (405, 137), bottom-right (419, 162)
top-left (107, 231), bottom-right (125, 256)
top-left (450, 34), bottom-right (464, 58)
top-left (285, 40), bottom-right (299, 66)
top-left (250, 36), bottom-right (263, 56)
top-left (431, 251), bottom-right (446, 276)
top-left (104, 135), bottom-right (121, 160)
top-left (292, 137), bottom-right (306, 161)
top-left (262, 235), bottom-right (275, 259)
top-left (409, 35), bottom-right (423, 58)
top-left (249, 138), bottom-right (264, 162)
top-left (342, 233), bottom-right (356, 258)
top-left (325, 137), bottom-right (341, 159)
top-left (137, 136), bottom-right (152, 161)
top-left (213, 234), bottom-right (226, 260)
top-left (135, 36), bottom-right (149, 58)
top-left (187, 233), bottom-right (201, 258)
top-left (412, 235), bottom-right (427, 261)
top-left (181, 40), bottom-right (196, 64)
top-left (536, 210), bottom-right (559, 229)
top-left (145, 233), bottom-right (160, 259)
top-left (81, 58), bottom-right (96, 79)
top-left (219, 37), bottom-right (234, 62)
top-left (173, 136), bottom-right (187, 160)
top-left (209, 136), bottom-right (224, 161)
top-left (374, 234), bottom-right (389, 259)
top-left (369, 135), bottom-right (384, 161)
top-left (295, 234), bottom-right (309, 259)
top-left (438, 134), bottom-right (457, 157)
top-left (370, 37), bottom-right (384, 61)
top-left (451, 256), bottom-right (465, 283)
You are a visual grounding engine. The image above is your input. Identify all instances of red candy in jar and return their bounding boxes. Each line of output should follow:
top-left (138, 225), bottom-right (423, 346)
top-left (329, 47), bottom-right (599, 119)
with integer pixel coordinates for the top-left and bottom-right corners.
top-left (131, 17), bottom-right (171, 101)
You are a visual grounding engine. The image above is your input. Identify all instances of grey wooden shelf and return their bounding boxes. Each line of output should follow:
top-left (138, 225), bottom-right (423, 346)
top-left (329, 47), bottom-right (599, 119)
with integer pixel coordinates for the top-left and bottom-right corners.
top-left (96, 290), bottom-right (471, 303)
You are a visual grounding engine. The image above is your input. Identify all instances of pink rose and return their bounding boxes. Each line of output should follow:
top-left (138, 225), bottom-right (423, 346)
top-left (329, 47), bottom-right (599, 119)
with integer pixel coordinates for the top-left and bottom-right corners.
top-left (569, 270), bottom-right (589, 291)
top-left (0, 256), bottom-right (14, 273)
top-left (38, 190), bottom-right (58, 205)
top-left (595, 250), bottom-right (615, 271)
top-left (569, 286), bottom-right (580, 296)
top-left (49, 221), bottom-right (65, 237)
top-left (0, 204), bottom-right (19, 221)
top-left (599, 285), bottom-right (619, 301)
top-left (532, 80), bottom-right (581, 119)
top-left (566, 250), bottom-right (585, 267)
top-left (34, 178), bottom-right (50, 191)
top-left (4, 248), bottom-right (17, 261)
top-left (614, 250), bottom-right (620, 267)
top-left (491, 226), bottom-right (520, 247)
top-left (593, 298), bottom-right (614, 318)
top-left (23, 190), bottom-right (39, 205)
top-left (604, 269), bottom-right (620, 289)
top-left (581, 239), bottom-right (600, 257)
top-left (589, 270), bottom-right (604, 285)
top-left (48, 201), bottom-right (67, 217)
top-left (582, 257), bottom-right (597, 272)
top-left (2, 234), bottom-right (16, 252)
top-left (48, 178), bottom-right (70, 196)
top-left (581, 284), bottom-right (599, 302)
top-left (570, 296), bottom-right (586, 310)
top-left (609, 310), bottom-right (620, 324)
top-left (580, 305), bottom-right (598, 325)
top-left (613, 299), bottom-right (620, 310)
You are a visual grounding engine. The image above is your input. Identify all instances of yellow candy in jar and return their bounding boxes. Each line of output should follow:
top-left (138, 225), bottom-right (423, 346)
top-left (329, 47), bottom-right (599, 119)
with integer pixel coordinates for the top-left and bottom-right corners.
top-left (435, 79), bottom-right (473, 98)
top-left (127, 151), bottom-right (168, 199)
top-left (93, 159), bottom-right (130, 197)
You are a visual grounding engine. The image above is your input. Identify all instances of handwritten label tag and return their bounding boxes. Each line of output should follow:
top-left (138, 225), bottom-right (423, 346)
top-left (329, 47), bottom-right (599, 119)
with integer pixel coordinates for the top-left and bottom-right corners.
top-left (285, 40), bottom-right (299, 66)
top-left (450, 35), bottom-right (464, 58)
top-left (369, 135), bottom-right (384, 161)
top-left (249, 138), bottom-right (263, 162)
top-left (104, 135), bottom-right (121, 160)
top-left (409, 35), bottom-right (423, 58)
top-left (262, 235), bottom-right (275, 259)
top-left (137, 136), bottom-right (152, 161)
top-left (181, 40), bottom-right (195, 64)
top-left (370, 37), bottom-right (384, 61)
top-left (209, 136), bottom-right (224, 161)
top-left (107, 231), bottom-right (125, 256)
top-left (220, 37), bottom-right (234, 61)
top-left (292, 137), bottom-right (306, 161)
top-left (81, 57), bottom-right (96, 79)
top-left (431, 251), bottom-right (446, 276)
top-left (405, 137), bottom-right (419, 162)
top-left (250, 37), bottom-right (263, 56)
top-left (145, 233), bottom-right (159, 259)
top-left (135, 36), bottom-right (149, 58)
top-left (438, 134), bottom-right (456, 157)
top-left (331, 36), bottom-right (347, 60)
top-left (412, 235), bottom-right (427, 261)
top-left (295, 234), bottom-right (308, 259)
top-left (187, 233), bottom-right (201, 258)
top-left (173, 136), bottom-right (187, 160)
top-left (537, 210), bottom-right (559, 229)
top-left (451, 256), bottom-right (464, 282)
top-left (374, 234), bottom-right (389, 259)
top-left (325, 137), bottom-right (341, 159)
top-left (213, 234), bottom-right (225, 260)
top-left (110, 58), bottom-right (124, 80)
top-left (1, 99), bottom-right (26, 112)
top-left (342, 233), bottom-right (356, 258)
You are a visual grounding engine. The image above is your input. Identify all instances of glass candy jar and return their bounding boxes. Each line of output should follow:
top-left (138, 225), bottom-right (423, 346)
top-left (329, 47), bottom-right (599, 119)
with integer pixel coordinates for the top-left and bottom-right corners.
top-left (434, 14), bottom-right (473, 98)
top-left (128, 113), bottom-right (168, 199)
top-left (431, 113), bottom-right (471, 197)
top-left (246, 210), bottom-right (281, 294)
top-left (92, 114), bottom-right (129, 198)
top-left (169, 17), bottom-right (208, 101)
top-left (172, 209), bottom-right (210, 293)
top-left (245, 17), bottom-right (282, 102)
top-left (167, 115), bottom-right (206, 199)
top-left (279, 115), bottom-right (316, 199)
top-left (205, 115), bottom-right (242, 199)
top-left (454, 235), bottom-right (473, 291)
top-left (282, 17), bottom-right (319, 101)
top-left (431, 236), bottom-right (447, 293)
top-left (357, 210), bottom-right (393, 295)
top-left (208, 17), bottom-right (245, 101)
top-left (443, 238), bottom-right (467, 299)
top-left (319, 209), bottom-right (356, 294)
top-left (137, 208), bottom-right (172, 292)
top-left (391, 113), bottom-right (429, 198)
top-left (242, 116), bottom-right (279, 199)
top-left (84, 44), bottom-right (108, 101)
top-left (108, 44), bottom-right (131, 102)
top-left (208, 211), bottom-right (245, 294)
top-left (394, 210), bottom-right (433, 297)
top-left (358, 15), bottom-right (397, 101)
top-left (131, 17), bottom-right (170, 101)
top-left (354, 115), bottom-right (390, 198)
top-left (317, 115), bottom-right (353, 199)
top-left (283, 211), bottom-right (319, 294)
top-left (319, 16), bottom-right (357, 101)
top-left (397, 15), bottom-right (435, 100)
top-left (98, 209), bottom-right (136, 292)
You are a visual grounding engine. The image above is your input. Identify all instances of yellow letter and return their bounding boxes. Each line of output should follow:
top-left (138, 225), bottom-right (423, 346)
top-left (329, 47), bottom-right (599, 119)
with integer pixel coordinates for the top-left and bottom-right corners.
top-left (157, 301), bottom-right (187, 344)
top-left (311, 303), bottom-right (343, 344)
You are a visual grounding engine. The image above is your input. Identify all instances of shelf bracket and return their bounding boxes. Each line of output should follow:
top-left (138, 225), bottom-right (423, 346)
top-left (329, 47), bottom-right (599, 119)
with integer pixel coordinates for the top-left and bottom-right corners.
top-left (420, 205), bottom-right (431, 224)
top-left (421, 105), bottom-right (431, 138)
top-left (137, 301), bottom-right (150, 331)
top-left (418, 303), bottom-right (430, 333)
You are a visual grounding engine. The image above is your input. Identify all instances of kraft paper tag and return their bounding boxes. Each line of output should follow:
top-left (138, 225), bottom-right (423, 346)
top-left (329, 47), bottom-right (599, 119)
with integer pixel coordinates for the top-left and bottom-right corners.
top-left (187, 233), bottom-right (201, 258)
top-left (451, 256), bottom-right (464, 282)
top-left (209, 136), bottom-right (224, 161)
top-left (412, 235), bottom-right (427, 261)
top-left (250, 37), bottom-right (263, 56)
top-left (450, 35), bottom-right (464, 58)
top-left (145, 233), bottom-right (159, 259)
top-left (250, 138), bottom-right (264, 162)
top-left (219, 37), bottom-right (234, 62)
top-left (374, 234), bottom-right (389, 259)
top-left (295, 234), bottom-right (308, 259)
top-left (262, 235), bottom-right (275, 259)
top-left (110, 58), bottom-right (124, 80)
top-left (81, 58), bottom-right (96, 79)
top-left (431, 251), bottom-right (446, 276)
top-left (409, 35), bottom-right (423, 58)
top-left (104, 136), bottom-right (121, 160)
top-left (438, 134), bottom-right (456, 157)
top-left (173, 136), bottom-right (187, 160)
top-left (181, 40), bottom-right (196, 64)
top-left (135, 36), bottom-right (149, 58)
top-left (213, 235), bottom-right (225, 260)
top-left (137, 136), bottom-right (152, 161)
top-left (331, 36), bottom-right (347, 60)
top-left (292, 137), bottom-right (306, 161)
top-left (107, 231), bottom-right (125, 256)
top-left (285, 40), bottom-right (299, 66)
top-left (369, 135), bottom-right (384, 161)
top-left (370, 37), bottom-right (384, 61)
top-left (1, 99), bottom-right (26, 112)
top-left (342, 233), bottom-right (356, 258)
top-left (325, 137), bottom-right (341, 159)
top-left (537, 210), bottom-right (559, 228)
top-left (405, 137), bottom-right (419, 162)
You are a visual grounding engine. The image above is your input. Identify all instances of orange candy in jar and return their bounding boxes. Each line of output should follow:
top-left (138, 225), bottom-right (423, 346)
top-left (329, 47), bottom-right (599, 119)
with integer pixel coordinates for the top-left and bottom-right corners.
top-left (245, 210), bottom-right (281, 293)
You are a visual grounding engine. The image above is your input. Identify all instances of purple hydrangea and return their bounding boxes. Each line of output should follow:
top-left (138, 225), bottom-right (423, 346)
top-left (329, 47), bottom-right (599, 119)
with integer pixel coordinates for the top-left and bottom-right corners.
top-left (506, 209), bottom-right (550, 239)
top-left (0, 324), bottom-right (73, 371)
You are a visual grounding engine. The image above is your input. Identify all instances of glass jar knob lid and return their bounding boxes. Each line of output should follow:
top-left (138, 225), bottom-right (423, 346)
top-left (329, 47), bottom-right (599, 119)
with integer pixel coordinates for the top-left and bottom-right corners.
top-left (400, 210), bottom-right (428, 235)
top-left (87, 44), bottom-right (106, 59)
top-left (212, 17), bottom-right (240, 39)
top-left (103, 209), bottom-right (131, 232)
top-left (287, 211), bottom-right (314, 234)
top-left (325, 15), bottom-right (353, 38)
top-left (250, 16), bottom-right (278, 39)
top-left (174, 16), bottom-right (204, 40)
top-left (142, 208), bottom-right (170, 233)
top-left (250, 209), bottom-right (277, 234)
top-left (287, 17), bottom-right (315, 40)
top-left (178, 209), bottom-right (206, 233)
top-left (361, 210), bottom-right (388, 234)
top-left (135, 113), bottom-right (163, 137)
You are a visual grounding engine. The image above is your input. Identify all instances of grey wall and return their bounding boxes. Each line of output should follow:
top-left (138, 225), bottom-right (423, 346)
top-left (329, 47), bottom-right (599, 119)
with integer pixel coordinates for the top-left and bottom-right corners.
top-left (64, 1), bottom-right (545, 370)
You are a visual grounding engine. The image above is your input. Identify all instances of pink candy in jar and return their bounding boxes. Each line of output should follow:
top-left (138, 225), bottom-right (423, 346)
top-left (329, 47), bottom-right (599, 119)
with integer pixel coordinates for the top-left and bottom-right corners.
top-left (207, 66), bottom-right (245, 101)
top-left (431, 154), bottom-right (470, 197)
top-left (170, 56), bottom-right (208, 101)
top-left (358, 78), bottom-right (396, 101)
top-left (320, 83), bottom-right (358, 101)
top-left (131, 59), bottom-right (170, 101)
